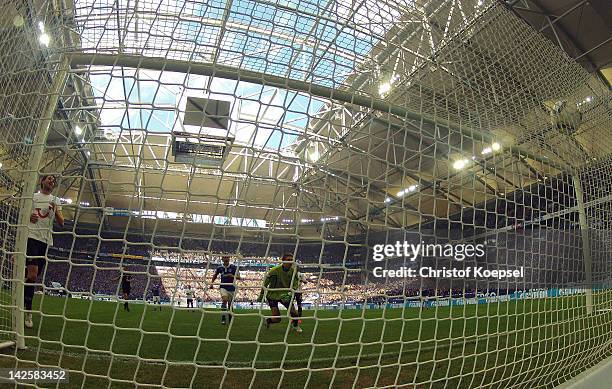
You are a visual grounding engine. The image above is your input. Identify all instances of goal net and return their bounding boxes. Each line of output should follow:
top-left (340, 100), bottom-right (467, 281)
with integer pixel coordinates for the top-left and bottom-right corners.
top-left (0, 0), bottom-right (610, 387)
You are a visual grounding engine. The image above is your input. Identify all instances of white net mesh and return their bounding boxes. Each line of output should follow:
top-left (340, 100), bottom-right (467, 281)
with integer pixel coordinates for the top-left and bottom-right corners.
top-left (0, 0), bottom-right (611, 387)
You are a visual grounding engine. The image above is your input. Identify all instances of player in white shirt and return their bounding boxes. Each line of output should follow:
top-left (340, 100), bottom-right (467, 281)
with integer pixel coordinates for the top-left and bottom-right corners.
top-left (295, 272), bottom-right (309, 318)
top-left (25, 175), bottom-right (64, 328)
top-left (185, 285), bottom-right (195, 311)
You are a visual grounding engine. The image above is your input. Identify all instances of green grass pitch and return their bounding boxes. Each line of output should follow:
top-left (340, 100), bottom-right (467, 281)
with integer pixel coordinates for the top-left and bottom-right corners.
top-left (0, 293), bottom-right (608, 388)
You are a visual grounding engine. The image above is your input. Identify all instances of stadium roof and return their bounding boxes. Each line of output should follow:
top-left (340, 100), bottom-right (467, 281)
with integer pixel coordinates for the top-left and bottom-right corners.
top-left (1, 0), bottom-right (610, 238)
top-left (508, 0), bottom-right (611, 88)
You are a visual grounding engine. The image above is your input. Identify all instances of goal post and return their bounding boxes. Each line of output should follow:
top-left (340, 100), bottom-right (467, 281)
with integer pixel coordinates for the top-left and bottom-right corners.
top-left (8, 55), bottom-right (70, 350)
top-left (572, 174), bottom-right (593, 315)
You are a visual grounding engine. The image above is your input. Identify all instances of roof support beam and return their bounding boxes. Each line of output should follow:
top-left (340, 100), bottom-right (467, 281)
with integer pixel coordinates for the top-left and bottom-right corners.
top-left (510, 0), bottom-right (611, 89)
top-left (536, 0), bottom-right (588, 34)
top-left (70, 53), bottom-right (569, 174)
top-left (474, 160), bottom-right (519, 192)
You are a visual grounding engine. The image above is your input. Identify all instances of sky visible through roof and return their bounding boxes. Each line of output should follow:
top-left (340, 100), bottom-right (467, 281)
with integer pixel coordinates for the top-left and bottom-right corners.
top-left (77, 0), bottom-right (400, 151)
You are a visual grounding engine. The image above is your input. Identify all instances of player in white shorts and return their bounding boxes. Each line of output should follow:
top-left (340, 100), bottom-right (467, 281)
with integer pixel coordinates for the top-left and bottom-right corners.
top-left (219, 287), bottom-right (234, 300)
top-left (185, 285), bottom-right (195, 311)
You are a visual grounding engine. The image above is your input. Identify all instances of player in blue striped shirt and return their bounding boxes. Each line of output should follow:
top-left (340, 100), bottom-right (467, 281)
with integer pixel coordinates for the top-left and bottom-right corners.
top-left (211, 256), bottom-right (240, 325)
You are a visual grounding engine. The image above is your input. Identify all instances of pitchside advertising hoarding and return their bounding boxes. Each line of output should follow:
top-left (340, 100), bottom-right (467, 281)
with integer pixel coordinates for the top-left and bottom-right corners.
top-left (292, 287), bottom-right (591, 310)
top-left (55, 287), bottom-right (590, 310)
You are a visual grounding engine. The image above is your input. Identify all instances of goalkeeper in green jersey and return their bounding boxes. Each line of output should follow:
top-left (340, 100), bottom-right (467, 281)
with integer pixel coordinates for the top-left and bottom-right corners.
top-left (258, 253), bottom-right (302, 333)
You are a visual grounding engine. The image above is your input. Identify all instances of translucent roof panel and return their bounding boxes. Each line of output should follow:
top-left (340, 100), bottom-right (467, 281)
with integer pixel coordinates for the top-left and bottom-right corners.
top-left (74, 0), bottom-right (405, 150)
top-left (89, 67), bottom-right (328, 150)
top-left (74, 0), bottom-right (402, 87)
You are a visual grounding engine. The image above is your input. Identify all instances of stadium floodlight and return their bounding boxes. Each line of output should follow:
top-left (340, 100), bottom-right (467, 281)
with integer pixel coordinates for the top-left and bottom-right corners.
top-left (378, 74), bottom-right (399, 97)
top-left (308, 149), bottom-right (320, 162)
top-left (397, 184), bottom-right (418, 197)
top-left (483, 142), bottom-right (501, 154)
top-left (39, 33), bottom-right (50, 47)
top-left (378, 82), bottom-right (392, 96)
top-left (37, 21), bottom-right (50, 46)
top-left (453, 159), bottom-right (469, 170)
top-left (320, 216), bottom-right (339, 222)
